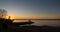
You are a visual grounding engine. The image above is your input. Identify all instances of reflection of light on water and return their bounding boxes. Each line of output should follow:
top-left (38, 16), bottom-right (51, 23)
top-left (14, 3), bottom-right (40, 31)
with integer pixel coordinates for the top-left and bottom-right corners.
top-left (32, 20), bottom-right (60, 26)
top-left (13, 20), bottom-right (60, 26)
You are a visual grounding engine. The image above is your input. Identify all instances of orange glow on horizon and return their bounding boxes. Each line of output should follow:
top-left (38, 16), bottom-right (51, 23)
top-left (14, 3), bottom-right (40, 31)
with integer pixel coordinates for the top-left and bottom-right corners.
top-left (5, 16), bottom-right (15, 19)
top-left (15, 16), bottom-right (60, 19)
top-left (5, 15), bottom-right (60, 19)
top-left (10, 16), bottom-right (15, 19)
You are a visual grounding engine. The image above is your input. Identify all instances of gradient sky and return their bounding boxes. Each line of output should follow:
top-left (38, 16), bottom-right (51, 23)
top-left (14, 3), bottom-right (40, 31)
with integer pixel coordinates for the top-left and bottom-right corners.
top-left (0, 0), bottom-right (60, 19)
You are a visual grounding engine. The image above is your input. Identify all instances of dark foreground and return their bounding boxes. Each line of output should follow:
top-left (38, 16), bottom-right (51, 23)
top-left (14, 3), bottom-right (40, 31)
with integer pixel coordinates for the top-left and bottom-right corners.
top-left (4, 25), bottom-right (60, 32)
top-left (0, 18), bottom-right (60, 32)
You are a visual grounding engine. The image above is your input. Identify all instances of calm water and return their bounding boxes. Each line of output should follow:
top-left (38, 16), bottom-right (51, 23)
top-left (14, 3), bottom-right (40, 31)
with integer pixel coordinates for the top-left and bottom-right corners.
top-left (13, 20), bottom-right (60, 26)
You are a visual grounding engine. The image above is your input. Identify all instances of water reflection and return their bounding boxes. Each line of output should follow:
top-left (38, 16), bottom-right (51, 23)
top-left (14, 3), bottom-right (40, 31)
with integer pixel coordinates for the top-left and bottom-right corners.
top-left (14, 20), bottom-right (60, 26)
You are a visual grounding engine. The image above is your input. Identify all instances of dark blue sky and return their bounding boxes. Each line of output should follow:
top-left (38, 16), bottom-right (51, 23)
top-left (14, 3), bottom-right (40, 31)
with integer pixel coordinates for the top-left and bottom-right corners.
top-left (0, 0), bottom-right (60, 19)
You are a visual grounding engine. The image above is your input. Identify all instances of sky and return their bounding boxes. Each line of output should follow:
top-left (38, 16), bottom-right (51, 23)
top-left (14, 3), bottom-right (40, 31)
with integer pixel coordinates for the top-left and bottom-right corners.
top-left (0, 0), bottom-right (60, 19)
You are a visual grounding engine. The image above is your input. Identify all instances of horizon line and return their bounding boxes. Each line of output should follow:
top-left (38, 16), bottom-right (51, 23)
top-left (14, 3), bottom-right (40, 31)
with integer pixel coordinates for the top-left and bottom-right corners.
top-left (14, 19), bottom-right (60, 20)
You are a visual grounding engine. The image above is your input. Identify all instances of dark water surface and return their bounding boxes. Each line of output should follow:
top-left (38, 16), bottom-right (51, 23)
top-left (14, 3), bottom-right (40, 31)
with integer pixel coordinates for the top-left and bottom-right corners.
top-left (13, 20), bottom-right (60, 26)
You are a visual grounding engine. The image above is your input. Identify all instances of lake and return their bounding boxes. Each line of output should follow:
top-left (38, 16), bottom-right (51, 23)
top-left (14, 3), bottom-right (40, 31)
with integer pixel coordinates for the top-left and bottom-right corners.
top-left (13, 20), bottom-right (60, 26)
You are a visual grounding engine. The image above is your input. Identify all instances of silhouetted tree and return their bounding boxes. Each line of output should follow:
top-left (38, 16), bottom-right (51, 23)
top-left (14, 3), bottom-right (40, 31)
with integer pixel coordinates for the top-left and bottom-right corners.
top-left (0, 9), bottom-right (7, 18)
top-left (0, 9), bottom-right (7, 32)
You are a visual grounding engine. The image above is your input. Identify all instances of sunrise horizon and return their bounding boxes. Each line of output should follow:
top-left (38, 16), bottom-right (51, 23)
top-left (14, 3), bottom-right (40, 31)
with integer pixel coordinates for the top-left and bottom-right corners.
top-left (0, 0), bottom-right (60, 20)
